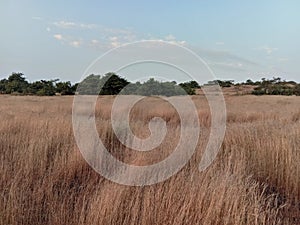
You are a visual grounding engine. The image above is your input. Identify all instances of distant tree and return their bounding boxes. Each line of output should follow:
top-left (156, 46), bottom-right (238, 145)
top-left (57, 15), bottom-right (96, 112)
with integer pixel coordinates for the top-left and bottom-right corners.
top-left (134, 78), bottom-right (186, 96)
top-left (76, 73), bottom-right (130, 95)
top-left (55, 81), bottom-right (74, 95)
top-left (179, 83), bottom-right (195, 95)
top-left (178, 81), bottom-right (200, 95)
top-left (0, 79), bottom-right (8, 93)
top-left (29, 80), bottom-right (56, 96)
top-left (218, 80), bottom-right (234, 87)
top-left (205, 80), bottom-right (234, 87)
top-left (71, 83), bottom-right (79, 93)
top-left (121, 82), bottom-right (141, 95)
top-left (2, 72), bottom-right (299, 97)
top-left (99, 73), bottom-right (130, 95)
top-left (294, 84), bottom-right (300, 96)
top-left (245, 79), bottom-right (254, 85)
top-left (76, 74), bottom-right (101, 95)
top-left (251, 77), bottom-right (300, 96)
top-left (5, 72), bottom-right (29, 94)
top-left (135, 78), bottom-right (162, 96)
top-left (161, 81), bottom-right (186, 96)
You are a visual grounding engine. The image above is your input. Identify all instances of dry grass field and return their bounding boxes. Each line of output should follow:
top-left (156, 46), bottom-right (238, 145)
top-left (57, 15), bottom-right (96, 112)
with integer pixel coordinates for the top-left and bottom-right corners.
top-left (0, 94), bottom-right (300, 224)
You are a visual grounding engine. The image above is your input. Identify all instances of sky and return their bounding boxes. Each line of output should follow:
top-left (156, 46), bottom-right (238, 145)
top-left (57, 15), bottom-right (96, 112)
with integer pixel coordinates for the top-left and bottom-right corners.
top-left (0, 0), bottom-right (300, 83)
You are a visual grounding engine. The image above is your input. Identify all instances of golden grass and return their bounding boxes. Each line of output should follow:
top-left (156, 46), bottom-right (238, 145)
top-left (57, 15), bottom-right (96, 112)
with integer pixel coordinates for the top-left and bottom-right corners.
top-left (0, 94), bottom-right (300, 224)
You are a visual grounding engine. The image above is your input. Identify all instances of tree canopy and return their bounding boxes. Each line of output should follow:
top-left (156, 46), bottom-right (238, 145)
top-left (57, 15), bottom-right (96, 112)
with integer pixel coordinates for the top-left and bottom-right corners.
top-left (0, 72), bottom-right (77, 96)
top-left (0, 72), bottom-right (299, 96)
top-left (77, 74), bottom-right (198, 96)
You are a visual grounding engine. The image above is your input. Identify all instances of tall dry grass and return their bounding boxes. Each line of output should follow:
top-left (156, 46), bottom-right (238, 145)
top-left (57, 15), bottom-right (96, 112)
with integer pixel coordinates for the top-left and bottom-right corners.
top-left (0, 95), bottom-right (299, 224)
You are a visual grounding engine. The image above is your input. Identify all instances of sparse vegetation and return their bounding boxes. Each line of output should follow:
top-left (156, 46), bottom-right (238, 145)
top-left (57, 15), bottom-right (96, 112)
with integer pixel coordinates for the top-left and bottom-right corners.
top-left (251, 77), bottom-right (299, 96)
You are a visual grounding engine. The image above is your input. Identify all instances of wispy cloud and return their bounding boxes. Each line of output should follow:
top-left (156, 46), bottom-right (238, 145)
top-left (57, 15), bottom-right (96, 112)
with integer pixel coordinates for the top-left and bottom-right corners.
top-left (163, 34), bottom-right (186, 45)
top-left (136, 34), bottom-right (187, 46)
top-left (215, 42), bottom-right (225, 45)
top-left (257, 46), bottom-right (279, 54)
top-left (207, 62), bottom-right (245, 73)
top-left (49, 20), bottom-right (265, 79)
top-left (50, 19), bottom-right (188, 50)
top-left (185, 46), bottom-right (265, 79)
top-left (50, 20), bottom-right (140, 49)
top-left (164, 34), bottom-right (176, 41)
top-left (195, 48), bottom-right (259, 67)
top-left (32, 16), bottom-right (43, 21)
top-left (53, 20), bottom-right (98, 29)
top-left (69, 40), bottom-right (81, 48)
top-left (53, 34), bottom-right (64, 40)
top-left (91, 39), bottom-right (99, 44)
top-left (53, 34), bottom-right (82, 47)
top-left (278, 57), bottom-right (289, 62)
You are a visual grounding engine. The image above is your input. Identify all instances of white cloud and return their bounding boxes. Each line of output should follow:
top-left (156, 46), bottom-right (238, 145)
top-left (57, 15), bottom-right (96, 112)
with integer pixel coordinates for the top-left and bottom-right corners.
top-left (164, 34), bottom-right (176, 41)
top-left (278, 58), bottom-right (289, 62)
top-left (216, 42), bottom-right (225, 45)
top-left (46, 27), bottom-right (51, 32)
top-left (51, 22), bottom-right (188, 49)
top-left (69, 41), bottom-right (81, 48)
top-left (53, 34), bottom-right (63, 40)
top-left (257, 46), bottom-right (278, 54)
top-left (79, 23), bottom-right (98, 29)
top-left (53, 21), bottom-right (76, 29)
top-left (53, 33), bottom-right (82, 48)
top-left (171, 40), bottom-right (186, 45)
top-left (208, 62), bottom-right (244, 70)
top-left (32, 16), bottom-right (43, 21)
top-left (162, 34), bottom-right (186, 46)
top-left (53, 20), bottom-right (97, 29)
top-left (111, 42), bottom-right (120, 48)
top-left (91, 39), bottom-right (99, 44)
top-left (50, 21), bottom-right (139, 49)
top-left (110, 36), bottom-right (118, 42)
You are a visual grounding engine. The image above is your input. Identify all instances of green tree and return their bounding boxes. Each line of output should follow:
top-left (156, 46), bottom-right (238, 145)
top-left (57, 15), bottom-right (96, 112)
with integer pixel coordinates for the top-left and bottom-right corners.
top-left (120, 82), bottom-right (141, 95)
top-left (294, 84), bottom-right (300, 96)
top-left (135, 78), bottom-right (162, 96)
top-left (5, 72), bottom-right (29, 94)
top-left (179, 81), bottom-right (200, 95)
top-left (99, 73), bottom-right (130, 95)
top-left (0, 79), bottom-right (8, 93)
top-left (76, 73), bottom-right (130, 95)
top-left (29, 80), bottom-right (56, 96)
top-left (251, 77), bottom-right (299, 96)
top-left (77, 74), bottom-right (101, 95)
top-left (245, 79), bottom-right (254, 85)
top-left (135, 78), bottom-right (186, 96)
top-left (56, 81), bottom-right (74, 95)
top-left (205, 80), bottom-right (234, 87)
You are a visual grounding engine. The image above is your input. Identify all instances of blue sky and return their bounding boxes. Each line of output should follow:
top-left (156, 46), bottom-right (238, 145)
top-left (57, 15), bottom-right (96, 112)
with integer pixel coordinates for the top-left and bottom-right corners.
top-left (1, 0), bottom-right (299, 83)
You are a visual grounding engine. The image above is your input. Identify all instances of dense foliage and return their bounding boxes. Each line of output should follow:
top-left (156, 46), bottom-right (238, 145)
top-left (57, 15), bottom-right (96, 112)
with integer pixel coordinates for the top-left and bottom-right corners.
top-left (0, 72), bottom-right (299, 96)
top-left (0, 73), bottom-right (77, 96)
top-left (0, 72), bottom-right (200, 96)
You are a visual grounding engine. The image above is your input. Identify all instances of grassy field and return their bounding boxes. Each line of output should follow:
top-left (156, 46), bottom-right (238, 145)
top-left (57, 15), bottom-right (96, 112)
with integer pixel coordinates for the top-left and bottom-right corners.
top-left (0, 94), bottom-right (300, 224)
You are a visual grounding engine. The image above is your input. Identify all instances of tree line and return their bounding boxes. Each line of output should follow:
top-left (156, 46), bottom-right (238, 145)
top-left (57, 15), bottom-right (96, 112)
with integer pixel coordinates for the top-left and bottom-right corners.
top-left (76, 73), bottom-right (200, 96)
top-left (205, 78), bottom-right (300, 96)
top-left (250, 77), bottom-right (300, 96)
top-left (0, 73), bottom-right (77, 96)
top-left (0, 72), bottom-right (299, 96)
top-left (0, 72), bottom-right (199, 96)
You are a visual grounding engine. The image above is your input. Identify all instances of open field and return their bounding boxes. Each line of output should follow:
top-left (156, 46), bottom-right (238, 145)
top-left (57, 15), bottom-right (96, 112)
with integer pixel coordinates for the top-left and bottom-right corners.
top-left (0, 94), bottom-right (300, 224)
